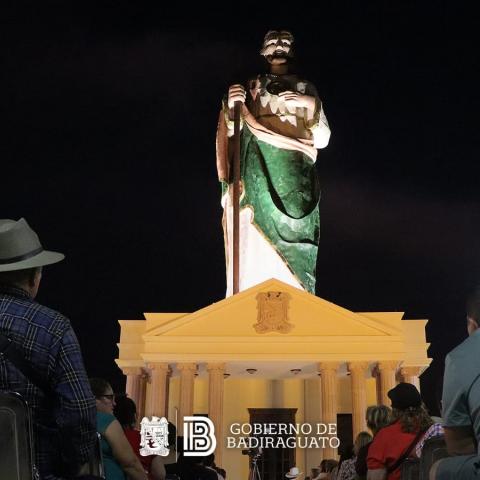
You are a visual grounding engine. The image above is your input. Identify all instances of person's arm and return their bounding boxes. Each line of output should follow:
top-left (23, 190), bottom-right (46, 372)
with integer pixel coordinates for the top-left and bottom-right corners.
top-left (441, 352), bottom-right (477, 455)
top-left (443, 425), bottom-right (476, 455)
top-left (150, 456), bottom-right (166, 480)
top-left (104, 419), bottom-right (148, 480)
top-left (50, 324), bottom-right (96, 466)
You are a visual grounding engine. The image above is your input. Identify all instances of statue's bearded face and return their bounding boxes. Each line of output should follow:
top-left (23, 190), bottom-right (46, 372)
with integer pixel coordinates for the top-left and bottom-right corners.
top-left (260, 31), bottom-right (294, 63)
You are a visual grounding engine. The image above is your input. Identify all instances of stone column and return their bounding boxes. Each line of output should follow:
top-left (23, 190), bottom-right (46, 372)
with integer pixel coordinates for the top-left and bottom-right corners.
top-left (318, 362), bottom-right (340, 460)
top-left (377, 361), bottom-right (399, 406)
top-left (123, 367), bottom-right (143, 407)
top-left (145, 362), bottom-right (170, 418)
top-left (207, 363), bottom-right (225, 464)
top-left (400, 366), bottom-right (422, 392)
top-left (347, 362), bottom-right (369, 437)
top-left (137, 369), bottom-right (148, 421)
top-left (178, 363), bottom-right (197, 433)
top-left (165, 367), bottom-right (172, 418)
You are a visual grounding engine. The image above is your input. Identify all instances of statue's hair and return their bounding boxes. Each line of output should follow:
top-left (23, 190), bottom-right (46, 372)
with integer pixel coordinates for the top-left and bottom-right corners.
top-left (263, 30), bottom-right (294, 44)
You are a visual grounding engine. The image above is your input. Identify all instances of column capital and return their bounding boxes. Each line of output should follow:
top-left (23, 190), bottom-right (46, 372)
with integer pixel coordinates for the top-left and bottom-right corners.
top-left (147, 362), bottom-right (170, 373)
top-left (318, 362), bottom-right (340, 374)
top-left (177, 363), bottom-right (197, 372)
top-left (377, 360), bottom-right (400, 372)
top-left (347, 362), bottom-right (370, 373)
top-left (122, 366), bottom-right (143, 376)
top-left (400, 366), bottom-right (423, 377)
top-left (207, 363), bottom-right (226, 373)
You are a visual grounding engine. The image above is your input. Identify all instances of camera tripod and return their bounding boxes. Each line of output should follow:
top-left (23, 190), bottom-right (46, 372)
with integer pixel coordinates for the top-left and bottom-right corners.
top-left (248, 453), bottom-right (262, 480)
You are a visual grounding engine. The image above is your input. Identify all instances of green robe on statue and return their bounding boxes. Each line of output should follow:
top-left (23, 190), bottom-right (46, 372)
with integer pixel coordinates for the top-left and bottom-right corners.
top-left (217, 73), bottom-right (330, 295)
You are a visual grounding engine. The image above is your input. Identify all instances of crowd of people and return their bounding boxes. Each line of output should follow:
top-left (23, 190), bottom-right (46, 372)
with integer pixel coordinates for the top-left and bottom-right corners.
top-left (2, 217), bottom-right (480, 480)
top-left (298, 387), bottom-right (443, 480)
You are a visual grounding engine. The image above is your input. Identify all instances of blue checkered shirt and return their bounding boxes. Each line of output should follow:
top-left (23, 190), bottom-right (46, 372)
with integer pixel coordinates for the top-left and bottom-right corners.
top-left (0, 284), bottom-right (96, 479)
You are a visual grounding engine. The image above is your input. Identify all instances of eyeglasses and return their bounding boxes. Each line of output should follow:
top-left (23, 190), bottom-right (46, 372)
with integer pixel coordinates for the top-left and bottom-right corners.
top-left (100, 394), bottom-right (115, 401)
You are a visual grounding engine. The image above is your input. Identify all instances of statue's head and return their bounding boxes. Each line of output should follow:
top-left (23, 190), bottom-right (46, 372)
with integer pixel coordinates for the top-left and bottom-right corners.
top-left (260, 30), bottom-right (294, 63)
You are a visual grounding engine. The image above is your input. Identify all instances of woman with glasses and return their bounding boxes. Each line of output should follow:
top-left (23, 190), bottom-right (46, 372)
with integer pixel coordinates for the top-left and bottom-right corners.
top-left (89, 378), bottom-right (147, 480)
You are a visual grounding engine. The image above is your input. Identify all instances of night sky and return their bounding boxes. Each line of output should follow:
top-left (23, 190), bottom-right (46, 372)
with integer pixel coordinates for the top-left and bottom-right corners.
top-left (3, 3), bottom-right (479, 415)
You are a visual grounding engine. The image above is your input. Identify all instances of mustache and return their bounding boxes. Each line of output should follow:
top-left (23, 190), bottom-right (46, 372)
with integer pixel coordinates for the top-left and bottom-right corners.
top-left (266, 50), bottom-right (289, 60)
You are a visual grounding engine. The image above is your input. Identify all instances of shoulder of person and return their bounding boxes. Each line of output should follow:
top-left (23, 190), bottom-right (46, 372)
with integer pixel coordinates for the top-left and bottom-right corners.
top-left (31, 300), bottom-right (72, 331)
top-left (98, 411), bottom-right (117, 428)
top-left (447, 332), bottom-right (480, 361)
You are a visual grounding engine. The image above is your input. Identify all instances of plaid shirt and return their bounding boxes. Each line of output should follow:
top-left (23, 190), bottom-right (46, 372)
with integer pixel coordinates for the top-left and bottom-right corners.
top-left (415, 422), bottom-right (444, 457)
top-left (0, 284), bottom-right (96, 479)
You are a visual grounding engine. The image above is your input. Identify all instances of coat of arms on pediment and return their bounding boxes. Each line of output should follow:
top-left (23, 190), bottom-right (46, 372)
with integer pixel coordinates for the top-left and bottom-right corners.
top-left (254, 291), bottom-right (293, 334)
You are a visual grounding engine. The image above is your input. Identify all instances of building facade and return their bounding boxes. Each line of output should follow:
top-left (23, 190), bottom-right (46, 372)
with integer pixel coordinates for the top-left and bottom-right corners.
top-left (116, 279), bottom-right (430, 477)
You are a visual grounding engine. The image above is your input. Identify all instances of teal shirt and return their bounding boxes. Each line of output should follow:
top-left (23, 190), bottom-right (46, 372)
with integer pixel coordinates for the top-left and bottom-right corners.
top-left (436, 329), bottom-right (480, 479)
top-left (97, 412), bottom-right (126, 480)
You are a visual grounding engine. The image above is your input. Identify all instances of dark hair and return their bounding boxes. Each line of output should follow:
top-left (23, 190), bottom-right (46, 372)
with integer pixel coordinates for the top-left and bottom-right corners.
top-left (204, 453), bottom-right (215, 466)
top-left (167, 422), bottom-right (177, 447)
top-left (337, 444), bottom-right (354, 469)
top-left (89, 377), bottom-right (111, 398)
top-left (114, 395), bottom-right (136, 428)
top-left (0, 267), bottom-right (41, 287)
top-left (354, 431), bottom-right (373, 455)
top-left (324, 459), bottom-right (338, 473)
top-left (467, 286), bottom-right (480, 323)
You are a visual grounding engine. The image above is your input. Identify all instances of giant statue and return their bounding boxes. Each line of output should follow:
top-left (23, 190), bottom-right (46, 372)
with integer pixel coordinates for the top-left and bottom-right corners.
top-left (216, 30), bottom-right (331, 296)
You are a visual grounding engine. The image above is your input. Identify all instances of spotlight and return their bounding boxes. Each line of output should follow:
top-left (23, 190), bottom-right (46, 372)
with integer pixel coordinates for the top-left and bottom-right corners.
top-left (290, 369), bottom-right (302, 375)
top-left (224, 373), bottom-right (231, 378)
top-left (246, 368), bottom-right (257, 374)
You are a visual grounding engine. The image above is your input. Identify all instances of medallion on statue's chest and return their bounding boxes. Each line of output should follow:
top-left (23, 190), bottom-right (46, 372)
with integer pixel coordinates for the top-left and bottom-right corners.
top-left (254, 291), bottom-right (293, 333)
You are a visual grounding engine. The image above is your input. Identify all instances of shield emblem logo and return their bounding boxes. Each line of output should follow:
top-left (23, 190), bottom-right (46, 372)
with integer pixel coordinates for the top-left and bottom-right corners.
top-left (140, 416), bottom-right (170, 456)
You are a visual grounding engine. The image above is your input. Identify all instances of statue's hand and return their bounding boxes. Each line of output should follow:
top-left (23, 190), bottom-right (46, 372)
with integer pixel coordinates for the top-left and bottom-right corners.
top-left (228, 84), bottom-right (246, 109)
top-left (278, 91), bottom-right (315, 111)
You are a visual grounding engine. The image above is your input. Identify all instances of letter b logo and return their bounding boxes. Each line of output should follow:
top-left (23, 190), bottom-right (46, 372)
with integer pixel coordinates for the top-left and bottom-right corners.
top-left (183, 416), bottom-right (216, 456)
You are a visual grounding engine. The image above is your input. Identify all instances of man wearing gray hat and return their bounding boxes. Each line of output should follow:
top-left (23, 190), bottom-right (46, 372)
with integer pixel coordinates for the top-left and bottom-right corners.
top-left (0, 218), bottom-right (96, 479)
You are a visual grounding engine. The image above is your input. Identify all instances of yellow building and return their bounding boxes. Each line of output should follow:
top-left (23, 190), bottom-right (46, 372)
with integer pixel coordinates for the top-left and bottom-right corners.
top-left (116, 278), bottom-right (430, 478)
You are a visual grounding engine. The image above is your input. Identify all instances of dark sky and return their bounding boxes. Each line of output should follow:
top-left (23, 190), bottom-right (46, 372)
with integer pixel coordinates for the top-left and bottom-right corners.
top-left (2, 3), bottom-right (479, 414)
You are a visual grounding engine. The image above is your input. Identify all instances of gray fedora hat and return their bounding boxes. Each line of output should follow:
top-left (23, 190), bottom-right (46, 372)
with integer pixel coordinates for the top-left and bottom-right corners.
top-left (0, 218), bottom-right (64, 272)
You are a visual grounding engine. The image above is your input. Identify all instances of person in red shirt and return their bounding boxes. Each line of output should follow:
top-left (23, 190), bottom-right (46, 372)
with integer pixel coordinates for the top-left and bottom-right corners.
top-left (114, 395), bottom-right (165, 480)
top-left (367, 383), bottom-right (433, 480)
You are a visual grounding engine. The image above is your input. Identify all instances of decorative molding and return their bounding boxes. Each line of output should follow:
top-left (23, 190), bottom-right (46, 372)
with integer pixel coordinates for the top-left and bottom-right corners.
top-left (318, 362), bottom-right (341, 374)
top-left (177, 363), bottom-right (197, 373)
top-left (377, 360), bottom-right (400, 372)
top-left (207, 363), bottom-right (226, 373)
top-left (347, 361), bottom-right (370, 374)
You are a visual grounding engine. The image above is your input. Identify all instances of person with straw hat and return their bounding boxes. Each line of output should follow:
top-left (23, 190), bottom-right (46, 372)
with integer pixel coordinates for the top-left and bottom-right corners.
top-left (0, 218), bottom-right (96, 479)
top-left (286, 466), bottom-right (303, 479)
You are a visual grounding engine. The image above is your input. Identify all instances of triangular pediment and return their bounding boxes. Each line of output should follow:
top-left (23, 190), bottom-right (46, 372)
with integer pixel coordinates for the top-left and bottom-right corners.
top-left (144, 279), bottom-right (403, 339)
